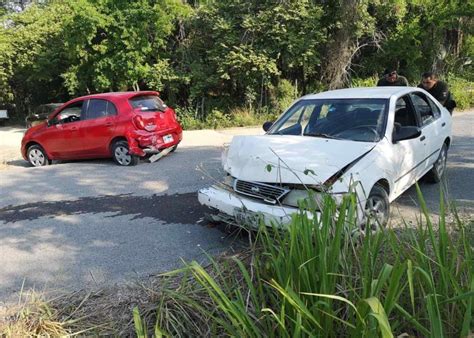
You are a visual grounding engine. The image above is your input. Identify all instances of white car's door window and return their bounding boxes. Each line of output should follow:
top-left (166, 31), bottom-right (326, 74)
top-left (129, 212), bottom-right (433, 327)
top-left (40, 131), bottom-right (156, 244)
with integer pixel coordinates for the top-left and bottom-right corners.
top-left (394, 97), bottom-right (418, 127)
top-left (410, 93), bottom-right (435, 126)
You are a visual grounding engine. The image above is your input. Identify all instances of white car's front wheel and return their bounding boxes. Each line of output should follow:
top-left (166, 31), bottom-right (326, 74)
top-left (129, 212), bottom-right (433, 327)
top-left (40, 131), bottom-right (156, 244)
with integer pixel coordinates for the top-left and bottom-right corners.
top-left (363, 184), bottom-right (390, 232)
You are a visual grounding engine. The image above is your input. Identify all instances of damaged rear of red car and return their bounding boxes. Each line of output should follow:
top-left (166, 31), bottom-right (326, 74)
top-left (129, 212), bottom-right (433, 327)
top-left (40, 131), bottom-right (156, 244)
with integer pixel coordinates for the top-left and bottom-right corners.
top-left (21, 91), bottom-right (183, 167)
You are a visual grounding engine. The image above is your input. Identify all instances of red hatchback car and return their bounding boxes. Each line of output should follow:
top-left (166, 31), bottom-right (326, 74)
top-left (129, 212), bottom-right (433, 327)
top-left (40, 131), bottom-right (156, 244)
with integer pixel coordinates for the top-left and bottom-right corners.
top-left (21, 91), bottom-right (183, 166)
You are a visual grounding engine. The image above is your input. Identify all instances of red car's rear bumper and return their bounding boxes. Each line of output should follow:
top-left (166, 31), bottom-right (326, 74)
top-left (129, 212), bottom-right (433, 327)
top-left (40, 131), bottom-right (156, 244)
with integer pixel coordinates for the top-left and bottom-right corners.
top-left (126, 127), bottom-right (183, 157)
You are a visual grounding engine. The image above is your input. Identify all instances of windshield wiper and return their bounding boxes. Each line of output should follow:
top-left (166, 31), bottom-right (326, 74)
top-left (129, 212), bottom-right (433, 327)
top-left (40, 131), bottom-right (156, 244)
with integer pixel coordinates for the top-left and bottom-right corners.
top-left (304, 132), bottom-right (341, 140)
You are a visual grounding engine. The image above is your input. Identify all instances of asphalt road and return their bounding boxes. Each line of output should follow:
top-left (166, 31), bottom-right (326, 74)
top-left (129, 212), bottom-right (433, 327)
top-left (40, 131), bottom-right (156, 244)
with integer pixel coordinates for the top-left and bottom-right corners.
top-left (0, 113), bottom-right (472, 303)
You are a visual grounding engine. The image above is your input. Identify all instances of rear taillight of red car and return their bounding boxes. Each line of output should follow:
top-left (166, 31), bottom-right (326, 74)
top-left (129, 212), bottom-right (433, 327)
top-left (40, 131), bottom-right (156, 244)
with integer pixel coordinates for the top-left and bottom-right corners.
top-left (133, 115), bottom-right (146, 130)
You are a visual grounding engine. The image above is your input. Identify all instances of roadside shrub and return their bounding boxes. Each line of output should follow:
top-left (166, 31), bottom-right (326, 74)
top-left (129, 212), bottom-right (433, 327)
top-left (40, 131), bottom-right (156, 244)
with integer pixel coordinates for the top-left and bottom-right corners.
top-left (205, 109), bottom-right (232, 129)
top-left (351, 76), bottom-right (378, 87)
top-left (175, 107), bottom-right (205, 130)
top-left (448, 76), bottom-right (474, 110)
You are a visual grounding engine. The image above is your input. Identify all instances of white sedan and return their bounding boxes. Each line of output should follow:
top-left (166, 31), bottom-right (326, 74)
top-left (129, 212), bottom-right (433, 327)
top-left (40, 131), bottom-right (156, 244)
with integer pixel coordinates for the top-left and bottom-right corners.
top-left (198, 87), bottom-right (452, 229)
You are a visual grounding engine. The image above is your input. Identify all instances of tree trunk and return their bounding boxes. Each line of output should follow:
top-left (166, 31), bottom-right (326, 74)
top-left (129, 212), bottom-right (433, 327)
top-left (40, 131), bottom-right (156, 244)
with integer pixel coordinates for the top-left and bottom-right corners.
top-left (321, 0), bottom-right (361, 90)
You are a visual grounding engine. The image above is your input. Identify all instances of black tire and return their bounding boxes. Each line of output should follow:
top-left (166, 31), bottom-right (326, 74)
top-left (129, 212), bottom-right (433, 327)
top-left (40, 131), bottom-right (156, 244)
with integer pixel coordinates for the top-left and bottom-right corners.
top-left (363, 184), bottom-right (390, 232)
top-left (112, 140), bottom-right (139, 166)
top-left (170, 144), bottom-right (178, 153)
top-left (426, 144), bottom-right (448, 183)
top-left (27, 144), bottom-right (51, 167)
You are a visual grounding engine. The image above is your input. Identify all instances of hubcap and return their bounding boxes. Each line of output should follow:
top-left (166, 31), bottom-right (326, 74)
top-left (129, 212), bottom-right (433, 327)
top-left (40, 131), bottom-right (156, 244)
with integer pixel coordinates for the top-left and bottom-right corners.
top-left (436, 148), bottom-right (447, 178)
top-left (28, 149), bottom-right (45, 166)
top-left (364, 196), bottom-right (388, 231)
top-left (115, 146), bottom-right (131, 165)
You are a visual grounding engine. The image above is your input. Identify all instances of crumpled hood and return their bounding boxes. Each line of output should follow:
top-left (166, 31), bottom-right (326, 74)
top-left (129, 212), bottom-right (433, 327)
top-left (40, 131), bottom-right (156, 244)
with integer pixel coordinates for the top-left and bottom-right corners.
top-left (224, 135), bottom-right (375, 185)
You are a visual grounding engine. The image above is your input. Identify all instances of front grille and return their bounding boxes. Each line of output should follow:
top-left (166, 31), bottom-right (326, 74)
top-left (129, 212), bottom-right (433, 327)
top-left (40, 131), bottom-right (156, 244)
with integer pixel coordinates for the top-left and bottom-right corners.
top-left (234, 179), bottom-right (290, 204)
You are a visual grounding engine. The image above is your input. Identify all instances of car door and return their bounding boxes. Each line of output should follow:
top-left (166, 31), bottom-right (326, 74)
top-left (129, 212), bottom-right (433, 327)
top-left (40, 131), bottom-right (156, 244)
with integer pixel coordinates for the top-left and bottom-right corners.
top-left (80, 99), bottom-right (118, 156)
top-left (409, 92), bottom-right (444, 175)
top-left (41, 100), bottom-right (85, 159)
top-left (391, 95), bottom-right (426, 196)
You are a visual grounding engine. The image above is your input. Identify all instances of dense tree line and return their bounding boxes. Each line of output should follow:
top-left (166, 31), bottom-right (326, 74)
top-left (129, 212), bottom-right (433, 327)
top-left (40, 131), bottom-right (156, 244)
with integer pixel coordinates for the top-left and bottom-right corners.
top-left (0, 0), bottom-right (472, 121)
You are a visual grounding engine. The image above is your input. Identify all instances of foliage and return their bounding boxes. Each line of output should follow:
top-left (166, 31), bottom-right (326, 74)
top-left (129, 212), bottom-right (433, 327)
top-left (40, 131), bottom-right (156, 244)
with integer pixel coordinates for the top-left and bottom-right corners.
top-left (448, 76), bottom-right (474, 110)
top-left (0, 0), bottom-right (472, 123)
top-left (135, 188), bottom-right (473, 337)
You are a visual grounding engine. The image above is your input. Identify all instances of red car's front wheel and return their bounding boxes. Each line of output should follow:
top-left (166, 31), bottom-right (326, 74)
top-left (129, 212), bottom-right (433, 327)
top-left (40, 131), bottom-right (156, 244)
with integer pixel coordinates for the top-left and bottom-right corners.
top-left (27, 144), bottom-right (51, 167)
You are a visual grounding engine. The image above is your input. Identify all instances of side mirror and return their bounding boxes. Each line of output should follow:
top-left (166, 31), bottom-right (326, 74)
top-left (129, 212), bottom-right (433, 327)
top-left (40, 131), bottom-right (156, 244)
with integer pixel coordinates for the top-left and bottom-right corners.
top-left (263, 121), bottom-right (274, 132)
top-left (393, 126), bottom-right (421, 143)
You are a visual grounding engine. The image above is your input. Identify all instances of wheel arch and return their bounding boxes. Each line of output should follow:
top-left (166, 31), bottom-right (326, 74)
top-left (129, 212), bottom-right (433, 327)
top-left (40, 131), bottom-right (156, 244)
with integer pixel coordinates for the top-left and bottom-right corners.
top-left (24, 141), bottom-right (51, 158)
top-left (444, 137), bottom-right (451, 149)
top-left (109, 136), bottom-right (127, 153)
top-left (373, 178), bottom-right (390, 196)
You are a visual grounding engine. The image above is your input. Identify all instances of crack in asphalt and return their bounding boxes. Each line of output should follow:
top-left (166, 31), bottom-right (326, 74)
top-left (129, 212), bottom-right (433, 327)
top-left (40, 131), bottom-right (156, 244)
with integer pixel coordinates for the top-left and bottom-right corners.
top-left (0, 193), bottom-right (210, 224)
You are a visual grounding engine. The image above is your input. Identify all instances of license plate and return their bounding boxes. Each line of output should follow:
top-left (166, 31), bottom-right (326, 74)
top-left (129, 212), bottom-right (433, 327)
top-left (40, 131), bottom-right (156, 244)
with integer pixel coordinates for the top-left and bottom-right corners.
top-left (234, 208), bottom-right (262, 228)
top-left (163, 134), bottom-right (173, 143)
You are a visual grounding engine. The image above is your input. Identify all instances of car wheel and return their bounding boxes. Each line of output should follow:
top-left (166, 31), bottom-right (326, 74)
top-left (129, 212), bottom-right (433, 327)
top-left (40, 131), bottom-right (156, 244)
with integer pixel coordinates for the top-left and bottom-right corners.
top-left (363, 184), bottom-right (390, 232)
top-left (112, 140), bottom-right (139, 166)
top-left (426, 144), bottom-right (447, 183)
top-left (27, 144), bottom-right (51, 167)
top-left (170, 144), bottom-right (178, 153)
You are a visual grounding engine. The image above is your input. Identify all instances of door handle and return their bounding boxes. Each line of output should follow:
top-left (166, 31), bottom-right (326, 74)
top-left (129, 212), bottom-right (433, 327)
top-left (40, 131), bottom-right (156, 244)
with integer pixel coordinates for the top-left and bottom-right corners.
top-left (441, 122), bottom-right (446, 127)
top-left (105, 122), bottom-right (113, 127)
top-left (71, 126), bottom-right (78, 131)
top-left (420, 135), bottom-right (426, 141)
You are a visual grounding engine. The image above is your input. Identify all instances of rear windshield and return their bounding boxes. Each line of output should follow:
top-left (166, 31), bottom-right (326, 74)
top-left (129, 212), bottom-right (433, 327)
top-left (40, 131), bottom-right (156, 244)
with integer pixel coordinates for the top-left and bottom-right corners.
top-left (129, 95), bottom-right (167, 112)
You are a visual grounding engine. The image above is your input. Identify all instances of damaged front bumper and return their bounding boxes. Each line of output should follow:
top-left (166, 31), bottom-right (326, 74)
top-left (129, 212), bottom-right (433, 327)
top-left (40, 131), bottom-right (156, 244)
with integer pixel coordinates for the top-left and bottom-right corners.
top-left (126, 127), bottom-right (183, 157)
top-left (198, 185), bottom-right (318, 228)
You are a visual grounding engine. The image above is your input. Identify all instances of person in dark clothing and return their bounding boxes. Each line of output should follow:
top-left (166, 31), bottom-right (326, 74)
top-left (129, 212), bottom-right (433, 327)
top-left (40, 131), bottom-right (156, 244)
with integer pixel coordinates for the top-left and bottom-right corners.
top-left (377, 68), bottom-right (409, 86)
top-left (418, 72), bottom-right (456, 114)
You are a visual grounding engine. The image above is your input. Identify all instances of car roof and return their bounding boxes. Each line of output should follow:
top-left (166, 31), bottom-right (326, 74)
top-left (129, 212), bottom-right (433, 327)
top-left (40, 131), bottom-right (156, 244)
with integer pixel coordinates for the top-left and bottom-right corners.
top-left (302, 87), bottom-right (421, 100)
top-left (76, 91), bottom-right (159, 101)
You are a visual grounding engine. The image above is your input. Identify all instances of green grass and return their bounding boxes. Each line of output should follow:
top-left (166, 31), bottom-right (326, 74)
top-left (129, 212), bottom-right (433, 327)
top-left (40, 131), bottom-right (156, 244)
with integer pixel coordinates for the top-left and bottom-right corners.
top-left (134, 187), bottom-right (473, 337)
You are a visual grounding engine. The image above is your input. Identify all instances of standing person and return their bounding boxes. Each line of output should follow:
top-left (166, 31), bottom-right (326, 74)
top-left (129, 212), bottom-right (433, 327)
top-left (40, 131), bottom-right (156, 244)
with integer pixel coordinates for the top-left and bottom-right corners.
top-left (418, 72), bottom-right (456, 114)
top-left (377, 67), bottom-right (409, 86)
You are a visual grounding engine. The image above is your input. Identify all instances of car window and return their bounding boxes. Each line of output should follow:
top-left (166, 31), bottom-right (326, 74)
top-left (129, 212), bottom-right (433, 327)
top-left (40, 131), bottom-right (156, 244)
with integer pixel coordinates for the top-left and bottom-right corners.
top-left (276, 103), bottom-right (315, 134)
top-left (86, 99), bottom-right (108, 120)
top-left (269, 98), bottom-right (388, 142)
top-left (410, 93), bottom-right (435, 126)
top-left (426, 96), bottom-right (441, 118)
top-left (129, 95), bottom-right (166, 112)
top-left (107, 101), bottom-right (117, 115)
top-left (53, 101), bottom-right (83, 124)
top-left (394, 96), bottom-right (418, 127)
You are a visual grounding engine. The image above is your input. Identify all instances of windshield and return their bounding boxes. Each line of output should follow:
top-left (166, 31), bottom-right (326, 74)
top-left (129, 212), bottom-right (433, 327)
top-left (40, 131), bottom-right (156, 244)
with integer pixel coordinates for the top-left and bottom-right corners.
top-left (268, 98), bottom-right (388, 142)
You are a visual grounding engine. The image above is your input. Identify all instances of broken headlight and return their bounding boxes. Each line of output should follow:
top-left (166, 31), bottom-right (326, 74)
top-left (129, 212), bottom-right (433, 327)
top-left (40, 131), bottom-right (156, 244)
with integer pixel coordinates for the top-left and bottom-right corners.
top-left (219, 174), bottom-right (235, 190)
top-left (282, 189), bottom-right (328, 210)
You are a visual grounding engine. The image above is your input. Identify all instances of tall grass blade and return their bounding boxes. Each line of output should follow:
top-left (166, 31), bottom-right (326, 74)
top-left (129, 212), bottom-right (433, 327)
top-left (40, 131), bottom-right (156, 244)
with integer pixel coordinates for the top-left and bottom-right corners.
top-left (133, 307), bottom-right (148, 338)
top-left (363, 297), bottom-right (393, 338)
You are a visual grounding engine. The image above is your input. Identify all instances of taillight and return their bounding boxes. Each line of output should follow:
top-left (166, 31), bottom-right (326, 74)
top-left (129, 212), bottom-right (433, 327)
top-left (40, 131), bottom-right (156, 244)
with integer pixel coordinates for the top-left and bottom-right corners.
top-left (133, 115), bottom-right (146, 130)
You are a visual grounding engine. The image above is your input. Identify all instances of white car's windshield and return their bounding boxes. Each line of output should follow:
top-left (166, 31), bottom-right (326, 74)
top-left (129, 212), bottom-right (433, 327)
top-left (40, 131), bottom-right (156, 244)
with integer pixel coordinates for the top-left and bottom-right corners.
top-left (268, 98), bottom-right (389, 142)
